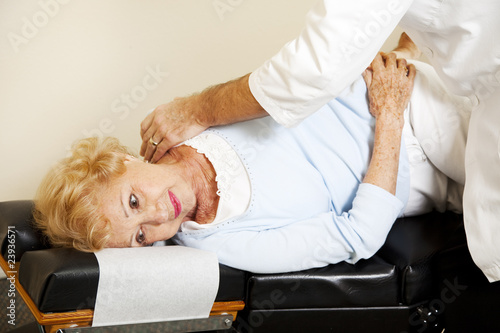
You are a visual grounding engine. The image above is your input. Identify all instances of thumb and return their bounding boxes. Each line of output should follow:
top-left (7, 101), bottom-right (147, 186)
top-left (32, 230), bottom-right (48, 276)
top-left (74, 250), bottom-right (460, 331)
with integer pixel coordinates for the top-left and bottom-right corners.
top-left (362, 69), bottom-right (373, 87)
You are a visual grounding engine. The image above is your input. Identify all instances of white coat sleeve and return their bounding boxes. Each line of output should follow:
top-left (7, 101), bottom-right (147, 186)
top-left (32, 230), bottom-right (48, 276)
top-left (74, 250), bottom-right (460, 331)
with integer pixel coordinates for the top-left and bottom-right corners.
top-left (178, 183), bottom-right (404, 274)
top-left (249, 0), bottom-right (414, 127)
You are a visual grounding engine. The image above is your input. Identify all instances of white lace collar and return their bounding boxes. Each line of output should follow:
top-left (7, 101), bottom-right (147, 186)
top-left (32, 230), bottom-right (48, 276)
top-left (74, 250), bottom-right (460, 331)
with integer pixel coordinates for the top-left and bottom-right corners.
top-left (181, 132), bottom-right (251, 229)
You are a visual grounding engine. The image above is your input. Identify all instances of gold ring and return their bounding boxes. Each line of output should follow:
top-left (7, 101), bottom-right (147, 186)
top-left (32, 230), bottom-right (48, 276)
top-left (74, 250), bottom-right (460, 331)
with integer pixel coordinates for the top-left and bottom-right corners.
top-left (149, 137), bottom-right (159, 147)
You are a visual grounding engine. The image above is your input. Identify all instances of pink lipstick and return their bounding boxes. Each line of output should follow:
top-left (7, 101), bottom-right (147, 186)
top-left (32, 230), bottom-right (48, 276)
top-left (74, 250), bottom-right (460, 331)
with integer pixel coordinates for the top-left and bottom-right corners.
top-left (169, 191), bottom-right (181, 219)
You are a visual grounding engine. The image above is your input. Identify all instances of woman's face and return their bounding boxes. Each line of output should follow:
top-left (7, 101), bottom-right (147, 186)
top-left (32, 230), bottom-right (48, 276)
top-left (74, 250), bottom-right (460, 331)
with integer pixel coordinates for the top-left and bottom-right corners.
top-left (100, 156), bottom-right (196, 247)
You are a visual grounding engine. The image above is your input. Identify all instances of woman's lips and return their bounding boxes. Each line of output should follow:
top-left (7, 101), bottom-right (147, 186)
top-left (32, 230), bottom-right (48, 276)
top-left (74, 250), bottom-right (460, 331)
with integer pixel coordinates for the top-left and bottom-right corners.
top-left (168, 191), bottom-right (181, 219)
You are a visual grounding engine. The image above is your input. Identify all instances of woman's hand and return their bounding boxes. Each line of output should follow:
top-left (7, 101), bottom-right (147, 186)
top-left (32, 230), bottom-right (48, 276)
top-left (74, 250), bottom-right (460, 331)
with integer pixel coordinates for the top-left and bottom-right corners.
top-left (362, 52), bottom-right (416, 127)
top-left (361, 52), bottom-right (416, 195)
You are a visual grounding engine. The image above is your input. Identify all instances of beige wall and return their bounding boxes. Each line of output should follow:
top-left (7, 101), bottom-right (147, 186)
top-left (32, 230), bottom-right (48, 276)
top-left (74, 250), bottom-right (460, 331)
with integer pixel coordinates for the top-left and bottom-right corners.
top-left (0, 0), bottom-right (403, 201)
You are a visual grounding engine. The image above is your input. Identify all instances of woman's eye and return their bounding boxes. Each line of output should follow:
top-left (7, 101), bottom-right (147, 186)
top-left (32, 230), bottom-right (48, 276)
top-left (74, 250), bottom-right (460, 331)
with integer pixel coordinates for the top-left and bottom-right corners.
top-left (129, 194), bottom-right (139, 209)
top-left (136, 229), bottom-right (146, 244)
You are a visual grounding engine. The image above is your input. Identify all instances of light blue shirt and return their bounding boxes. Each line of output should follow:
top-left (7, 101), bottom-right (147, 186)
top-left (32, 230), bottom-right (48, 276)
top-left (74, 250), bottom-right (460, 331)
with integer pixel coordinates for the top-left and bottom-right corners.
top-left (173, 77), bottom-right (409, 273)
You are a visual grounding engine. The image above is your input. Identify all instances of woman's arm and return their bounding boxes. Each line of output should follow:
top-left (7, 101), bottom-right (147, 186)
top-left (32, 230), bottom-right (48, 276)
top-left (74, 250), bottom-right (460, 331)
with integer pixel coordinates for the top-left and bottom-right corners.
top-left (362, 52), bottom-right (416, 195)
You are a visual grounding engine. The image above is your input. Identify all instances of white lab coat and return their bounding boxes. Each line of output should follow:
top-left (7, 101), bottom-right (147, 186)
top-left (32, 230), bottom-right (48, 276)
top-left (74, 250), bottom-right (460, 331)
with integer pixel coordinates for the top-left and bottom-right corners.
top-left (249, 0), bottom-right (500, 282)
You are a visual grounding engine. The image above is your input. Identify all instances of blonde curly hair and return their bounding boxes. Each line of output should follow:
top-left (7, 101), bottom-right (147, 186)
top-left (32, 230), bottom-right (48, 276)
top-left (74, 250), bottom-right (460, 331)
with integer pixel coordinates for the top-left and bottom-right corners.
top-left (34, 137), bottom-right (136, 252)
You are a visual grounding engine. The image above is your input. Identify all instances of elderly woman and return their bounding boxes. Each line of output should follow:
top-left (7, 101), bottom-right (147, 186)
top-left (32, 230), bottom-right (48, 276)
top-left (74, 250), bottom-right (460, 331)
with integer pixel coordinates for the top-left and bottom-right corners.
top-left (34, 51), bottom-right (469, 274)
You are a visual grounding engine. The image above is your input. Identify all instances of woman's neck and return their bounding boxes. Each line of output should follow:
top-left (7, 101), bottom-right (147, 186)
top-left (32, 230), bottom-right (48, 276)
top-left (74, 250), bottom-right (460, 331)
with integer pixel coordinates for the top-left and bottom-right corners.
top-left (158, 145), bottom-right (220, 224)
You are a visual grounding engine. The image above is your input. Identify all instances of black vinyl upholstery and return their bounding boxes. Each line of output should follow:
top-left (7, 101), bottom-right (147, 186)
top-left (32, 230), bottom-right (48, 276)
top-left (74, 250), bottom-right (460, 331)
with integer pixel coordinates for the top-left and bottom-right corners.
top-left (0, 200), bottom-right (49, 261)
top-left (246, 256), bottom-right (399, 309)
top-left (0, 200), bottom-right (246, 310)
top-left (19, 248), bottom-right (100, 312)
top-left (18, 247), bottom-right (247, 312)
top-left (2, 200), bottom-right (499, 332)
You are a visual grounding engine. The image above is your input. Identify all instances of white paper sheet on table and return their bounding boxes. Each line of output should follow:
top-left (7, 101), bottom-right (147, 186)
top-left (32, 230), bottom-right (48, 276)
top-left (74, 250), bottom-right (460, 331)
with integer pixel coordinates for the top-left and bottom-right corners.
top-left (92, 246), bottom-right (219, 327)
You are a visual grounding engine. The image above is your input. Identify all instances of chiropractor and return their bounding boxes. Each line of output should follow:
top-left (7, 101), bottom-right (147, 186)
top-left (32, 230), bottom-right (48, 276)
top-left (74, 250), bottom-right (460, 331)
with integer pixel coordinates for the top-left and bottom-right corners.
top-left (140, 0), bottom-right (500, 283)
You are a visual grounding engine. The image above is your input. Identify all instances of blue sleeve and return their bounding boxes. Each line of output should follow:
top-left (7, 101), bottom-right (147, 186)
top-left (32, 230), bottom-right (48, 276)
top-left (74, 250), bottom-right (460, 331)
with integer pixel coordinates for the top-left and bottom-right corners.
top-left (176, 183), bottom-right (404, 274)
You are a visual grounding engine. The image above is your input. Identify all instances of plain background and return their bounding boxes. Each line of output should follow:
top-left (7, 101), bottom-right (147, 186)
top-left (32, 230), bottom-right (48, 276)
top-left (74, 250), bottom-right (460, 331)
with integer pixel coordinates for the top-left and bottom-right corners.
top-left (0, 0), bottom-right (404, 202)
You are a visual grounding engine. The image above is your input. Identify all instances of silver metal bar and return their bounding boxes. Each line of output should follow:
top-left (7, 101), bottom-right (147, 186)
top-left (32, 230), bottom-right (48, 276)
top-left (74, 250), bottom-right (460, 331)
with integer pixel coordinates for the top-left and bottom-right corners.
top-left (56, 315), bottom-right (233, 333)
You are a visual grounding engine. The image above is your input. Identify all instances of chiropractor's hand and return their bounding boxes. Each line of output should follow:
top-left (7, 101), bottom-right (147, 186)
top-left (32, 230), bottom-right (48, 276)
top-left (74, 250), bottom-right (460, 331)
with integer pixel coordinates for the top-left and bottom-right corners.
top-left (140, 96), bottom-right (208, 163)
top-left (362, 52), bottom-right (416, 125)
top-left (140, 73), bottom-right (267, 163)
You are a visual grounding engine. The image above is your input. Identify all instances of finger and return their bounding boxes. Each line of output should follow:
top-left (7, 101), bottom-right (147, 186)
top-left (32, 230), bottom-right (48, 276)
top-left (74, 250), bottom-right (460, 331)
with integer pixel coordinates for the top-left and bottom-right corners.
top-left (151, 141), bottom-right (170, 164)
top-left (143, 135), bottom-right (161, 163)
top-left (140, 113), bottom-right (155, 156)
top-left (141, 131), bottom-right (157, 158)
top-left (396, 58), bottom-right (407, 70)
top-left (141, 119), bottom-right (163, 159)
top-left (406, 64), bottom-right (417, 82)
top-left (140, 133), bottom-right (153, 157)
top-left (383, 52), bottom-right (397, 69)
top-left (396, 58), bottom-right (409, 77)
top-left (362, 68), bottom-right (373, 87)
top-left (140, 140), bottom-right (148, 158)
top-left (370, 53), bottom-right (385, 72)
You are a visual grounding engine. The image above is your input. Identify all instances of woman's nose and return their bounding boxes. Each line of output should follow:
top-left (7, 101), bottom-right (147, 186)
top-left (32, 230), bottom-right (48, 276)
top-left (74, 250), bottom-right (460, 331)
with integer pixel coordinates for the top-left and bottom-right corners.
top-left (145, 201), bottom-right (169, 222)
